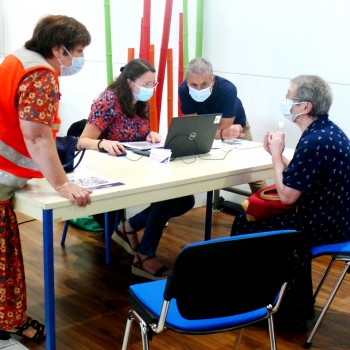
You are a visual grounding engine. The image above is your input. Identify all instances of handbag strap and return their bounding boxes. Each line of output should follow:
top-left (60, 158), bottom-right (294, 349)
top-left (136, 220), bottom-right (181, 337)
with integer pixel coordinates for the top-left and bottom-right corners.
top-left (72, 148), bottom-right (86, 171)
top-left (62, 148), bottom-right (86, 170)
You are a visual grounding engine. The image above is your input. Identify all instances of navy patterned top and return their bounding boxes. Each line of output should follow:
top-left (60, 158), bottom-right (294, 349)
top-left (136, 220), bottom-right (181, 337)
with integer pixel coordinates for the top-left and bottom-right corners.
top-left (283, 115), bottom-right (350, 238)
top-left (87, 90), bottom-right (150, 142)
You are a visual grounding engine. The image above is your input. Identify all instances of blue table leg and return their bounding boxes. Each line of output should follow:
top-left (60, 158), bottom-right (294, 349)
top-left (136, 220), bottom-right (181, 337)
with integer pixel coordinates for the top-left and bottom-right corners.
top-left (104, 212), bottom-right (110, 265)
top-left (60, 220), bottom-right (69, 245)
top-left (205, 191), bottom-right (213, 240)
top-left (43, 209), bottom-right (56, 350)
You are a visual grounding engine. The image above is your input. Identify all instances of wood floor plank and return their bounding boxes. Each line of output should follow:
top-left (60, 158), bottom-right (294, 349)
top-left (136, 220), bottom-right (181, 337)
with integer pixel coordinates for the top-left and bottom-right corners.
top-left (11, 207), bottom-right (350, 349)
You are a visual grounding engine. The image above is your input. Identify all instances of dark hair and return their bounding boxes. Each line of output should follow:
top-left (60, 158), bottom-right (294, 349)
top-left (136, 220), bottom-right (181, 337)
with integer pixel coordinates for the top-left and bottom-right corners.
top-left (25, 15), bottom-right (91, 58)
top-left (108, 58), bottom-right (156, 118)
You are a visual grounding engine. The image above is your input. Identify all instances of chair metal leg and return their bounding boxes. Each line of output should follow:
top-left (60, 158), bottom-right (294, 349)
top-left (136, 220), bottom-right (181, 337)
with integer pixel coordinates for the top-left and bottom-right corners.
top-left (313, 258), bottom-right (335, 299)
top-left (268, 316), bottom-right (277, 350)
top-left (121, 311), bottom-right (134, 350)
top-left (122, 310), bottom-right (150, 350)
top-left (304, 260), bottom-right (350, 349)
top-left (232, 328), bottom-right (244, 350)
top-left (60, 220), bottom-right (70, 245)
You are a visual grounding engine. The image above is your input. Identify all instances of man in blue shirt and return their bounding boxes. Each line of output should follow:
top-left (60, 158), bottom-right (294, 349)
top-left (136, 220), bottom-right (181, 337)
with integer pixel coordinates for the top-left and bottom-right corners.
top-left (178, 57), bottom-right (266, 193)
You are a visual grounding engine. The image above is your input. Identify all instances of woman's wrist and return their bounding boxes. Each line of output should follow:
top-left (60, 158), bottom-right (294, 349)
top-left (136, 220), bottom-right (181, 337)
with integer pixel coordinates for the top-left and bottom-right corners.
top-left (55, 181), bottom-right (70, 191)
top-left (97, 139), bottom-right (105, 151)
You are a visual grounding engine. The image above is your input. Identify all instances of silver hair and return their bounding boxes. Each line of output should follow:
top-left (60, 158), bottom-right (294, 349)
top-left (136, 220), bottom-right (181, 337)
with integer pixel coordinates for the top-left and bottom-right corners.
top-left (186, 58), bottom-right (213, 78)
top-left (291, 75), bottom-right (333, 117)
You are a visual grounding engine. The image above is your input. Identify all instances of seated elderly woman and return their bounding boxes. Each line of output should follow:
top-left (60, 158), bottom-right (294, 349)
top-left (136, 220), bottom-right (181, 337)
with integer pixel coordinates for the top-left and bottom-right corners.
top-left (231, 75), bottom-right (350, 331)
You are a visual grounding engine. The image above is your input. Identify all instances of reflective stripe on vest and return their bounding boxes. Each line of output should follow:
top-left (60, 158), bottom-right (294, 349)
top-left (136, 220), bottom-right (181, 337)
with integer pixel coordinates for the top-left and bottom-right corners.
top-left (0, 169), bottom-right (28, 189)
top-left (0, 140), bottom-right (39, 171)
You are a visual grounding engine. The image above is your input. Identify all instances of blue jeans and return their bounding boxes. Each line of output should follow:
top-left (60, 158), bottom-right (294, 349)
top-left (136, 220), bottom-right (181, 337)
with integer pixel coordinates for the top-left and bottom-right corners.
top-left (129, 195), bottom-right (195, 257)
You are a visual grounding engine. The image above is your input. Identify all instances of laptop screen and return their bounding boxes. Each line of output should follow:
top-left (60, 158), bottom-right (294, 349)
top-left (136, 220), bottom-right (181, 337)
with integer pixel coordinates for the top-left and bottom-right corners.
top-left (164, 114), bottom-right (222, 158)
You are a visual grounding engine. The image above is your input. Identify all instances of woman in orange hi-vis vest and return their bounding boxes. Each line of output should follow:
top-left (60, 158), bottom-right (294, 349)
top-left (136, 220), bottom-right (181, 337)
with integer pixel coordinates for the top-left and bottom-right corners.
top-left (0, 15), bottom-right (92, 341)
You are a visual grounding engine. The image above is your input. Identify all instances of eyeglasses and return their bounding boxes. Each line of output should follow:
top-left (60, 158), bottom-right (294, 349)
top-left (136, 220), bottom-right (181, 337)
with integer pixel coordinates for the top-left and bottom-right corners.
top-left (134, 81), bottom-right (158, 89)
top-left (286, 96), bottom-right (301, 102)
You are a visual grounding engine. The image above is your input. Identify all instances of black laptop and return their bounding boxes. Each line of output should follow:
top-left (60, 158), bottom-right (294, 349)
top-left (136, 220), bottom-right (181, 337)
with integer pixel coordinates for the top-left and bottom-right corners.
top-left (123, 113), bottom-right (222, 158)
top-left (163, 114), bottom-right (222, 158)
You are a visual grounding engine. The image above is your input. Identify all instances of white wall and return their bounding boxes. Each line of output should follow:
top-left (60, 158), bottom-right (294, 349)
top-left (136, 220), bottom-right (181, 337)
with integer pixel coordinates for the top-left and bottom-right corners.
top-left (2, 0), bottom-right (350, 148)
top-left (1, 0), bottom-right (350, 206)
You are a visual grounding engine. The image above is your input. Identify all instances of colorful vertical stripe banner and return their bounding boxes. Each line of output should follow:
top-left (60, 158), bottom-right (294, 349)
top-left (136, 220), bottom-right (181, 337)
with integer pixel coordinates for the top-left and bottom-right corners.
top-left (195, 0), bottom-right (204, 58)
top-left (182, 0), bottom-right (189, 74)
top-left (141, 0), bottom-right (151, 61)
top-left (178, 12), bottom-right (184, 116)
top-left (104, 0), bottom-right (113, 84)
top-left (149, 44), bottom-right (158, 132)
top-left (156, 0), bottom-right (173, 127)
top-left (167, 49), bottom-right (173, 128)
top-left (128, 48), bottom-right (135, 62)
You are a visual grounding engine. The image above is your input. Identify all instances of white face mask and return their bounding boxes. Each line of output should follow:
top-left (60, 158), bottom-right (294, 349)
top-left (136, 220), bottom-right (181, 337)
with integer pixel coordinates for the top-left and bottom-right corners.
top-left (58, 46), bottom-right (85, 76)
top-left (133, 83), bottom-right (154, 102)
top-left (280, 98), bottom-right (307, 122)
top-left (188, 84), bottom-right (212, 102)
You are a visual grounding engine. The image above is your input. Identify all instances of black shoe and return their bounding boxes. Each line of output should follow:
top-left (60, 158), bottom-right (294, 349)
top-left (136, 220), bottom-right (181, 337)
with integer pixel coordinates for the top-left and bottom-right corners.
top-left (0, 331), bottom-right (11, 340)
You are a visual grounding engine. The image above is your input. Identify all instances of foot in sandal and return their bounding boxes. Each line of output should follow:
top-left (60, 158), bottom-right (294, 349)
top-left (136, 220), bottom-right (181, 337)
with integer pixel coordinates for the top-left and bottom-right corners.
top-left (132, 254), bottom-right (170, 280)
top-left (111, 219), bottom-right (140, 256)
top-left (1, 315), bottom-right (46, 341)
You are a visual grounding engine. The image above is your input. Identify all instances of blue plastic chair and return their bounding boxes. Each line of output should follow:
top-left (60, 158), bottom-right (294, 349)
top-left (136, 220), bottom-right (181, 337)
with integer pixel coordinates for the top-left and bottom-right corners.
top-left (304, 240), bottom-right (350, 349)
top-left (122, 230), bottom-right (298, 350)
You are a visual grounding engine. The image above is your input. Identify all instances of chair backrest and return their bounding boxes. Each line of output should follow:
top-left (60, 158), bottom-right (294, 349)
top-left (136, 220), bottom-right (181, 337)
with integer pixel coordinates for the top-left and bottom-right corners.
top-left (67, 119), bottom-right (87, 137)
top-left (164, 230), bottom-right (298, 320)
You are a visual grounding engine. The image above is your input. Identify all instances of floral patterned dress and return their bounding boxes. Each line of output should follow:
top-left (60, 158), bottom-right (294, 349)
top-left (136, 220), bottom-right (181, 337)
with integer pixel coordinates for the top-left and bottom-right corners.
top-left (0, 69), bottom-right (58, 330)
top-left (87, 90), bottom-right (150, 142)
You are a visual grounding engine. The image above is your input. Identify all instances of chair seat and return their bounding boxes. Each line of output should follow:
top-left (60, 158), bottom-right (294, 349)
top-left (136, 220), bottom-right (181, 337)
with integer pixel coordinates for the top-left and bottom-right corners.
top-left (311, 241), bottom-right (350, 259)
top-left (130, 280), bottom-right (270, 333)
top-left (123, 231), bottom-right (297, 350)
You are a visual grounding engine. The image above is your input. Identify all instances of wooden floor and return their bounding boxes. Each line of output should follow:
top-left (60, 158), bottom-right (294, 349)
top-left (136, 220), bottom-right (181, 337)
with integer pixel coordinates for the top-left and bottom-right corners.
top-left (9, 206), bottom-right (350, 349)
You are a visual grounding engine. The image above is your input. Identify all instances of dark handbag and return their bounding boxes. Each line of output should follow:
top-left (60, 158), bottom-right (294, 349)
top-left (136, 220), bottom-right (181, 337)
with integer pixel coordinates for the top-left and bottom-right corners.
top-left (56, 136), bottom-right (85, 173)
top-left (241, 184), bottom-right (296, 221)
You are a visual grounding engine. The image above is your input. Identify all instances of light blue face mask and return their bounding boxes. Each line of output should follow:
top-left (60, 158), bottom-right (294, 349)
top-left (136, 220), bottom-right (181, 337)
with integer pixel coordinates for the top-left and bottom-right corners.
top-left (58, 46), bottom-right (85, 76)
top-left (280, 98), bottom-right (307, 122)
top-left (188, 85), bottom-right (212, 102)
top-left (133, 83), bottom-right (154, 102)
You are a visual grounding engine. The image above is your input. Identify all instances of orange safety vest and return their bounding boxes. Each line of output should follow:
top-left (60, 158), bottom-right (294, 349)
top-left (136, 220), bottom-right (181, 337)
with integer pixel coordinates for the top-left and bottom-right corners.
top-left (0, 47), bottom-right (61, 187)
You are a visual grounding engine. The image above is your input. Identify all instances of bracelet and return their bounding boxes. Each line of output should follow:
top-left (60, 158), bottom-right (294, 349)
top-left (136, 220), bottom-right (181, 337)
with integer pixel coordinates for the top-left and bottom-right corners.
top-left (97, 139), bottom-right (105, 151)
top-left (220, 129), bottom-right (225, 140)
top-left (55, 181), bottom-right (70, 191)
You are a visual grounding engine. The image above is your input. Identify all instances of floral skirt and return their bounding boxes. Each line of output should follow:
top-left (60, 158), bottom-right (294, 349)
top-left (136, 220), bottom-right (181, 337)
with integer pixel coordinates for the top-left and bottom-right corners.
top-left (0, 199), bottom-right (26, 330)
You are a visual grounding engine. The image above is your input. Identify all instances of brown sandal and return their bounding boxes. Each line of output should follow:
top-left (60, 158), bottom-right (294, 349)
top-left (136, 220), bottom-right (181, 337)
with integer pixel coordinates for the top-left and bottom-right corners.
top-left (132, 254), bottom-right (170, 280)
top-left (111, 219), bottom-right (139, 256)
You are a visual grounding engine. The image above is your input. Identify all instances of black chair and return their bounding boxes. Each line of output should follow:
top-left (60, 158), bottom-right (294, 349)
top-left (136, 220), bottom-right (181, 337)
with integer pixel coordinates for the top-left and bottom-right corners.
top-left (61, 119), bottom-right (124, 264)
top-left (304, 239), bottom-right (350, 349)
top-left (122, 230), bottom-right (298, 350)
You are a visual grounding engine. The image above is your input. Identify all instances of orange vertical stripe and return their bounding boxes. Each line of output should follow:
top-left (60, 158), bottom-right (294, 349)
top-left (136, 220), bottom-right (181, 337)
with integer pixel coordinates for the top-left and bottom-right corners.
top-left (149, 44), bottom-right (158, 132)
top-left (128, 48), bottom-right (135, 62)
top-left (167, 49), bottom-right (173, 129)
